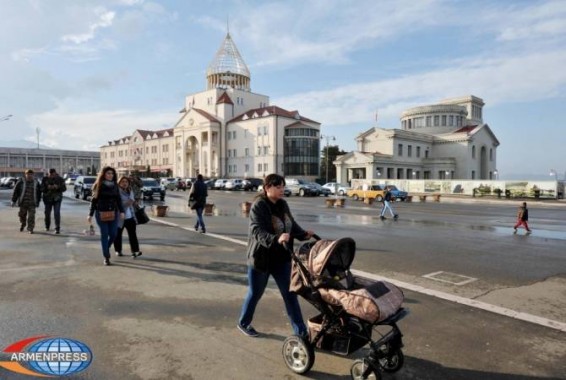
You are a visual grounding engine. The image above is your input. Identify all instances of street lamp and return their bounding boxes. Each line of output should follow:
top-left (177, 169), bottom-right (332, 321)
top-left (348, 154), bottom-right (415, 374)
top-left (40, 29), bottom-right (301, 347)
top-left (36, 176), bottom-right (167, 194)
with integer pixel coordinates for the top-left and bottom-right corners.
top-left (550, 169), bottom-right (558, 180)
top-left (0, 114), bottom-right (12, 122)
top-left (493, 170), bottom-right (498, 180)
top-left (445, 170), bottom-right (450, 180)
top-left (321, 134), bottom-right (336, 183)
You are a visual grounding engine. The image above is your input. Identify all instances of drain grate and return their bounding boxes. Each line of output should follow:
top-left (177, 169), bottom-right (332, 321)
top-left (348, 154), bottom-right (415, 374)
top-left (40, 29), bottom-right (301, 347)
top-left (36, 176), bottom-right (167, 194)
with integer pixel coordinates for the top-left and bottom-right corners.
top-left (422, 271), bottom-right (477, 286)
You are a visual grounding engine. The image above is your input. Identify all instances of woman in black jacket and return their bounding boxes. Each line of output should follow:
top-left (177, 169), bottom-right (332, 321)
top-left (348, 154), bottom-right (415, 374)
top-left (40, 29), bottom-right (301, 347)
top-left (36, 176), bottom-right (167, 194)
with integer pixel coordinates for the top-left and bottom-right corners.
top-left (87, 167), bottom-right (124, 266)
top-left (237, 174), bottom-right (314, 338)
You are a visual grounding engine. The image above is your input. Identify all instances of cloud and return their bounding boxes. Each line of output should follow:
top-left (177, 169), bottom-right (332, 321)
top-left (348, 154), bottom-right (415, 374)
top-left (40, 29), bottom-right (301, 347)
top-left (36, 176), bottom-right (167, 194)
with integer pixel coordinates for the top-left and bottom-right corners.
top-left (26, 103), bottom-right (177, 151)
top-left (61, 8), bottom-right (116, 44)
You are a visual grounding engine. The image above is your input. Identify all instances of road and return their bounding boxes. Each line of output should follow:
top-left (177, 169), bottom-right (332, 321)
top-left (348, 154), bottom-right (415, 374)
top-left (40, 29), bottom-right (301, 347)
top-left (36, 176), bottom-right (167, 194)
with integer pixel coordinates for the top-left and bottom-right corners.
top-left (0, 188), bottom-right (564, 379)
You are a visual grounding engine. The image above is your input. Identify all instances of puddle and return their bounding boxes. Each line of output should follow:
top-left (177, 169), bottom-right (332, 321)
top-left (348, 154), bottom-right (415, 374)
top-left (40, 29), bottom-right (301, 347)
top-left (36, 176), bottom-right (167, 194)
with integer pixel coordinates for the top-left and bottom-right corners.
top-left (492, 226), bottom-right (566, 240)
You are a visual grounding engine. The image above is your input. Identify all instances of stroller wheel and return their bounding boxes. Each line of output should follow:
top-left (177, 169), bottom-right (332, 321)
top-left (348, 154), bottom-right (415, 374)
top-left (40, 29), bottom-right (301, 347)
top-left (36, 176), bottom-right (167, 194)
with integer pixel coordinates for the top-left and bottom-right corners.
top-left (350, 359), bottom-right (381, 380)
top-left (378, 347), bottom-right (404, 373)
top-left (282, 335), bottom-right (314, 374)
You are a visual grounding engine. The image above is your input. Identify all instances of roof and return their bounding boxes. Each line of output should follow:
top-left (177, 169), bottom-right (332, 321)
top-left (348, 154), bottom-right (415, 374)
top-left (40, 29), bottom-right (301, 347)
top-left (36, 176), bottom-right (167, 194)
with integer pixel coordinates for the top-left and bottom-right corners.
top-left (453, 125), bottom-right (478, 134)
top-left (206, 33), bottom-right (250, 78)
top-left (228, 105), bottom-right (319, 124)
top-left (216, 92), bottom-right (234, 105)
top-left (192, 108), bottom-right (221, 123)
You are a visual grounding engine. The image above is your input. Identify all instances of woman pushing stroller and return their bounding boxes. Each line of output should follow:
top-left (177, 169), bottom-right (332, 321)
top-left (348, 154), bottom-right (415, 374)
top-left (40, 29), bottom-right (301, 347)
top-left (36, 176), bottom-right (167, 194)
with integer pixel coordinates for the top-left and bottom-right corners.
top-left (237, 173), bottom-right (315, 338)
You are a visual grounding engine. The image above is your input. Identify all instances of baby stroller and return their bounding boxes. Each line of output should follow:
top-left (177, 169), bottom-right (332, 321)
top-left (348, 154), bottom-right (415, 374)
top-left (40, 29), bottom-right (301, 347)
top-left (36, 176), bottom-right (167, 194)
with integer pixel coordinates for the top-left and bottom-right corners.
top-left (282, 236), bottom-right (408, 379)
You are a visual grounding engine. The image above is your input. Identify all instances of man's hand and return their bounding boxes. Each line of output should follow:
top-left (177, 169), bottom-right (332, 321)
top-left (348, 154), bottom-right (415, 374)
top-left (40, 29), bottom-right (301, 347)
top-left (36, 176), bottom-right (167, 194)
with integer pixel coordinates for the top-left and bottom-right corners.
top-left (10, 202), bottom-right (15, 208)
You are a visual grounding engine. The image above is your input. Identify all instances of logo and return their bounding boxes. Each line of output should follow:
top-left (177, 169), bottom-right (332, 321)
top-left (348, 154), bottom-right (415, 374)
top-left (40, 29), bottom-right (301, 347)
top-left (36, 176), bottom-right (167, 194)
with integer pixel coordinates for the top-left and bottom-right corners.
top-left (0, 336), bottom-right (93, 377)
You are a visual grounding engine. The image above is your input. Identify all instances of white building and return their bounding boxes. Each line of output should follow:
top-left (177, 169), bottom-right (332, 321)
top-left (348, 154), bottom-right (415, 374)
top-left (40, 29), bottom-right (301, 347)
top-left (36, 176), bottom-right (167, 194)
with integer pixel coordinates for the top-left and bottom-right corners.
top-left (335, 95), bottom-right (499, 182)
top-left (173, 32), bottom-right (321, 179)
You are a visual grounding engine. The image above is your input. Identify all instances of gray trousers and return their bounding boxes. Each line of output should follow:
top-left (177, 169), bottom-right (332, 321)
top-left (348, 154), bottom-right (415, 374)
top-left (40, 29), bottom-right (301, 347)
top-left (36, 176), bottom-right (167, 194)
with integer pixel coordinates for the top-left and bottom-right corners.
top-left (18, 204), bottom-right (36, 231)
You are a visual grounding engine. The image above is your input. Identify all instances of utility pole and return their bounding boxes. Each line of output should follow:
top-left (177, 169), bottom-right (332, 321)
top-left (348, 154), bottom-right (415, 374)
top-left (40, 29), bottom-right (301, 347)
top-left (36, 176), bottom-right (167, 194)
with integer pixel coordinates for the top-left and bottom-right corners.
top-left (320, 134), bottom-right (336, 183)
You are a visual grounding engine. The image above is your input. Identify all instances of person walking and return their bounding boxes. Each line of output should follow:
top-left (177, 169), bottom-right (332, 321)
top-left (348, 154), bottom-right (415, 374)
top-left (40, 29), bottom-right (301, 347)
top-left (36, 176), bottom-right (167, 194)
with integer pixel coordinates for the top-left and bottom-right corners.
top-left (380, 188), bottom-right (398, 220)
top-left (11, 169), bottom-right (42, 234)
top-left (188, 174), bottom-right (208, 233)
top-left (113, 176), bottom-right (142, 258)
top-left (87, 167), bottom-right (125, 266)
top-left (41, 168), bottom-right (67, 234)
top-left (129, 175), bottom-right (143, 204)
top-left (513, 201), bottom-right (532, 234)
top-left (237, 173), bottom-right (314, 338)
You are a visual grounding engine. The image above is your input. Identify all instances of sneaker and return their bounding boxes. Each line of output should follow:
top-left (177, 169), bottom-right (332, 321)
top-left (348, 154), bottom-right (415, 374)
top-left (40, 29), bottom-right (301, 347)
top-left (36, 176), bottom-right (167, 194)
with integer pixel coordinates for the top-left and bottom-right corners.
top-left (394, 214), bottom-right (399, 220)
top-left (55, 228), bottom-right (60, 235)
top-left (28, 230), bottom-right (34, 234)
top-left (237, 323), bottom-right (259, 337)
top-left (45, 227), bottom-right (50, 231)
top-left (20, 225), bottom-right (25, 232)
top-left (201, 228), bottom-right (206, 234)
top-left (115, 251), bottom-right (123, 257)
top-left (136, 252), bottom-right (142, 257)
top-left (194, 225), bottom-right (198, 231)
top-left (380, 216), bottom-right (386, 220)
top-left (103, 259), bottom-right (111, 266)
top-left (513, 228), bottom-right (517, 234)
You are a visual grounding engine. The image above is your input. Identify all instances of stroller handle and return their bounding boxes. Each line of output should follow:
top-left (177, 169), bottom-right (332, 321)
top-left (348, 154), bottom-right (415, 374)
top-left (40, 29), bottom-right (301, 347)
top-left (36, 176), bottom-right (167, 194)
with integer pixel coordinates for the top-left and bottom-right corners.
top-left (283, 233), bottom-right (321, 252)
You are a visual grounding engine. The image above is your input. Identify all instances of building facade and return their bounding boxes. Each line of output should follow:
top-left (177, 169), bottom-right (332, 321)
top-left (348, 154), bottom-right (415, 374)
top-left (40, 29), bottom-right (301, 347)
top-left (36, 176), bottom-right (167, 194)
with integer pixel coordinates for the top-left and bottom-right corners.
top-left (101, 32), bottom-right (321, 180)
top-left (0, 147), bottom-right (100, 177)
top-left (335, 95), bottom-right (499, 182)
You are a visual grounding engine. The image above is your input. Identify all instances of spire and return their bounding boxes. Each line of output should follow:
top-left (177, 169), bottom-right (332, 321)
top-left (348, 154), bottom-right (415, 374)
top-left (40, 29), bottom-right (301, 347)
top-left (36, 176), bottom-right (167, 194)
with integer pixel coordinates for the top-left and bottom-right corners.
top-left (206, 32), bottom-right (251, 91)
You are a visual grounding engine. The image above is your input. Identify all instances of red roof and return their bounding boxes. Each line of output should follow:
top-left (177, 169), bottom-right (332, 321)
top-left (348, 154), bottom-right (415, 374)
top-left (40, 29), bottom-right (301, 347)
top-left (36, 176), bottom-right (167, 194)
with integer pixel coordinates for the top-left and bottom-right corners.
top-left (228, 105), bottom-right (318, 124)
top-left (216, 92), bottom-right (234, 105)
top-left (454, 125), bottom-right (477, 134)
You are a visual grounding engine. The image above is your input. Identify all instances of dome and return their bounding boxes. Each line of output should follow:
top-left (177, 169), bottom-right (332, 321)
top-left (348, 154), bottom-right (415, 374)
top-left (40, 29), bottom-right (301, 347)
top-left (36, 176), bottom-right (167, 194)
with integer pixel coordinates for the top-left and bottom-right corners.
top-left (206, 33), bottom-right (250, 78)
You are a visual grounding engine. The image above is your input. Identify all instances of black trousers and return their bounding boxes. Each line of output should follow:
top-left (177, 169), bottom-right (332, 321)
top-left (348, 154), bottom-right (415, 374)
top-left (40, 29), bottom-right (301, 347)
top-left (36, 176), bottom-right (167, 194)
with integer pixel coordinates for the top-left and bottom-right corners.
top-left (113, 218), bottom-right (140, 254)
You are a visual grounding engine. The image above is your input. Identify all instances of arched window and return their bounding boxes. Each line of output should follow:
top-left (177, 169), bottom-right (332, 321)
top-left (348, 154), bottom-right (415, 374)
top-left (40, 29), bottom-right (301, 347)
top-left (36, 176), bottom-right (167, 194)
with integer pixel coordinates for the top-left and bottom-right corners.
top-left (472, 145), bottom-right (476, 159)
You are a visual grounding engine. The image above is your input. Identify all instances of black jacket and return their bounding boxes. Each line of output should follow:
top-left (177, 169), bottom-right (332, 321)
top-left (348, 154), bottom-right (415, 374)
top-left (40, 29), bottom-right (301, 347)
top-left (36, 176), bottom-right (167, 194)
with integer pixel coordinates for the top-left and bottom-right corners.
top-left (89, 182), bottom-right (124, 216)
top-left (246, 196), bottom-right (308, 273)
top-left (188, 179), bottom-right (208, 209)
top-left (41, 175), bottom-right (67, 202)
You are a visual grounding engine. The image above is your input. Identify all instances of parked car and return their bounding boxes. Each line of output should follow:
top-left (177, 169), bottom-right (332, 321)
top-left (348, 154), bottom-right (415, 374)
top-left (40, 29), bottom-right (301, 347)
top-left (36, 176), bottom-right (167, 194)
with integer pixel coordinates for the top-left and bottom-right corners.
top-left (74, 176), bottom-right (96, 200)
top-left (257, 184), bottom-right (292, 197)
top-left (213, 179), bottom-right (228, 190)
top-left (160, 177), bottom-right (177, 191)
top-left (242, 178), bottom-right (263, 191)
top-left (225, 179), bottom-right (244, 190)
top-left (385, 185), bottom-right (408, 201)
top-left (322, 182), bottom-right (351, 196)
top-left (0, 177), bottom-right (17, 188)
top-left (141, 178), bottom-right (166, 201)
top-left (285, 178), bottom-right (318, 196)
top-left (309, 182), bottom-right (330, 197)
top-left (204, 179), bottom-right (215, 189)
top-left (347, 184), bottom-right (386, 201)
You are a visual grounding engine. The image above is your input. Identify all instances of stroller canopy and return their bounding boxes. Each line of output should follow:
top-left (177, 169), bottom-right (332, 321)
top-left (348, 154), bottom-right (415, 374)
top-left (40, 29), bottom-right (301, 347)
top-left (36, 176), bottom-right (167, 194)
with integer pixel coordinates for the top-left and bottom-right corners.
top-left (308, 238), bottom-right (356, 278)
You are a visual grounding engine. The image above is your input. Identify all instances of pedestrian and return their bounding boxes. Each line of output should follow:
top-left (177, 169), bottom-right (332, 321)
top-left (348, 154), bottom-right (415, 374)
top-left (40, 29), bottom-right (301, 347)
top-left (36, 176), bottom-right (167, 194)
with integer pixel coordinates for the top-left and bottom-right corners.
top-left (237, 173), bottom-right (314, 338)
top-left (113, 176), bottom-right (142, 258)
top-left (380, 188), bottom-right (398, 220)
top-left (41, 168), bottom-right (67, 234)
top-left (130, 175), bottom-right (143, 204)
top-left (188, 174), bottom-right (208, 233)
top-left (87, 166), bottom-right (125, 266)
top-left (11, 169), bottom-right (41, 234)
top-left (513, 201), bottom-right (532, 234)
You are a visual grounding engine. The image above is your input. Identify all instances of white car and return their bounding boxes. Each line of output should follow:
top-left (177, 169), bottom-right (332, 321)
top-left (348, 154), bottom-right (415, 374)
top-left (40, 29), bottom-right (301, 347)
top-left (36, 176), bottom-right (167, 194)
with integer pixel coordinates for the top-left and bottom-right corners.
top-left (322, 182), bottom-right (351, 196)
top-left (213, 179), bottom-right (228, 190)
top-left (225, 179), bottom-right (244, 190)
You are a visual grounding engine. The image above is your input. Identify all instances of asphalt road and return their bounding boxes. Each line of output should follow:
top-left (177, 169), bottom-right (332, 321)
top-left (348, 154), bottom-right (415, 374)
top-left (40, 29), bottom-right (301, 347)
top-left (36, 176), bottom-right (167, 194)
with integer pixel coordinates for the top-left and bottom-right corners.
top-left (0, 189), bottom-right (564, 379)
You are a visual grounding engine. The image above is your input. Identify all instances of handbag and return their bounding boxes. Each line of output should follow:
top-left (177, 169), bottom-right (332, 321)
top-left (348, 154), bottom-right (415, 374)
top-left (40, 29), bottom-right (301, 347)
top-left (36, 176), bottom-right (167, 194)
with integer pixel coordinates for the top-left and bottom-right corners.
top-left (99, 210), bottom-right (115, 222)
top-left (135, 206), bottom-right (149, 225)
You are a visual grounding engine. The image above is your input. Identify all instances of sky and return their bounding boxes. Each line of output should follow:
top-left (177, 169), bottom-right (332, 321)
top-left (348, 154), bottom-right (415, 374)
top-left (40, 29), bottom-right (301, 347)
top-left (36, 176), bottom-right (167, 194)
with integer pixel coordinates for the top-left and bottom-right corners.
top-left (0, 0), bottom-right (565, 180)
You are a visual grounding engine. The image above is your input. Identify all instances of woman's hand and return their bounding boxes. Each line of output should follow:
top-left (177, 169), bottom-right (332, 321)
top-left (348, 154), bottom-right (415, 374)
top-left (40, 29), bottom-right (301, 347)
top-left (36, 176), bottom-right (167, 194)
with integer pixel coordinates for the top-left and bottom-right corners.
top-left (305, 230), bottom-right (315, 239)
top-left (87, 216), bottom-right (92, 223)
top-left (120, 212), bottom-right (125, 220)
top-left (278, 233), bottom-right (290, 245)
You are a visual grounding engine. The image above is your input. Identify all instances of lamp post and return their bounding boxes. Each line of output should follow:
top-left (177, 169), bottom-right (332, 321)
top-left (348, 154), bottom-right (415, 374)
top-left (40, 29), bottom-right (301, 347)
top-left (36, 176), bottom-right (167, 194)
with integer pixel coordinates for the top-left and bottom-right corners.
top-left (321, 134), bottom-right (336, 183)
top-left (445, 170), bottom-right (450, 180)
top-left (550, 169), bottom-right (558, 180)
top-left (493, 170), bottom-right (498, 180)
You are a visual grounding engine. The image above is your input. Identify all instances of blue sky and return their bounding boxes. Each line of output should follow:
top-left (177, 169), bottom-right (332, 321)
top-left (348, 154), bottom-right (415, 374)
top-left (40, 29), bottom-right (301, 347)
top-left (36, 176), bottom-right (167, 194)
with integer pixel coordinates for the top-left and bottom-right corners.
top-left (0, 0), bottom-right (565, 179)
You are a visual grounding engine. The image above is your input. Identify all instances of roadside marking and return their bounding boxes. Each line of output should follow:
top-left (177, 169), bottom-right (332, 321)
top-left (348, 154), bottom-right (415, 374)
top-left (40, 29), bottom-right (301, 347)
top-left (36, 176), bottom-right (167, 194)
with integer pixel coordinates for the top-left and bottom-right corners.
top-left (422, 271), bottom-right (477, 286)
top-left (149, 217), bottom-right (566, 333)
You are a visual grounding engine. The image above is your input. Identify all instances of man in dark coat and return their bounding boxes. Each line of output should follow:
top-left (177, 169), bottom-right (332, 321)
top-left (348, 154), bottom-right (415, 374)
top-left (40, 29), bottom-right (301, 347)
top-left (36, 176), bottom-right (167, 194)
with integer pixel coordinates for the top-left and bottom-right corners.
top-left (188, 174), bottom-right (208, 233)
top-left (41, 168), bottom-right (67, 233)
top-left (11, 169), bottom-right (42, 233)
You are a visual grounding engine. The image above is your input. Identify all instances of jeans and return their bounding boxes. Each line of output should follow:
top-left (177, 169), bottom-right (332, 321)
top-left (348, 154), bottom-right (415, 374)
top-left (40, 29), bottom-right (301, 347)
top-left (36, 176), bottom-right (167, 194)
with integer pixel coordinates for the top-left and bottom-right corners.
top-left (380, 200), bottom-right (396, 217)
top-left (239, 262), bottom-right (307, 336)
top-left (44, 200), bottom-right (62, 230)
top-left (95, 211), bottom-right (119, 259)
top-left (194, 207), bottom-right (205, 230)
top-left (114, 217), bottom-right (139, 253)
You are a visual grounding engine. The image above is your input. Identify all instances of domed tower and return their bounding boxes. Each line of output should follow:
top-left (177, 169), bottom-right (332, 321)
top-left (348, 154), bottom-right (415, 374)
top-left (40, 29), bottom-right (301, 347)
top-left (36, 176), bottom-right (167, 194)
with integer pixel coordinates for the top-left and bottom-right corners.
top-left (206, 32), bottom-right (251, 91)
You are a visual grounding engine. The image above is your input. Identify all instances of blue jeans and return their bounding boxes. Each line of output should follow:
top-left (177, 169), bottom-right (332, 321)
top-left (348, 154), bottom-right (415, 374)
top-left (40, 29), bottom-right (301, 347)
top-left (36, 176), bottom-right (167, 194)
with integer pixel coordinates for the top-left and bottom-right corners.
top-left (194, 207), bottom-right (205, 230)
top-left (380, 200), bottom-right (396, 217)
top-left (239, 262), bottom-right (307, 336)
top-left (95, 212), bottom-right (118, 259)
top-left (44, 200), bottom-right (62, 230)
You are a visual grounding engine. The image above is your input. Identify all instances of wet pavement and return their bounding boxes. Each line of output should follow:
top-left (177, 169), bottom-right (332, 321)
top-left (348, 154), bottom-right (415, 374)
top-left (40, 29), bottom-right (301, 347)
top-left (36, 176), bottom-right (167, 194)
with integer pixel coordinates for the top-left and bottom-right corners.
top-left (0, 189), bottom-right (565, 379)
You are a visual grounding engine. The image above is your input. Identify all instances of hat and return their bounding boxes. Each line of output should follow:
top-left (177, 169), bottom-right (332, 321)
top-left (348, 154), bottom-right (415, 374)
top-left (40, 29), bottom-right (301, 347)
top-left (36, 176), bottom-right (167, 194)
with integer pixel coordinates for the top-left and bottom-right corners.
top-left (25, 169), bottom-right (34, 174)
top-left (49, 168), bottom-right (56, 174)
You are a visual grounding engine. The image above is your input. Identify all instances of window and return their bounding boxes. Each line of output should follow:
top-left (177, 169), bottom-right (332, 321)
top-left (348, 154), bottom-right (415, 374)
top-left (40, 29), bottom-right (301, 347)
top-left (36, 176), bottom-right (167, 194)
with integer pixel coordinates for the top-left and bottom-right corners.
top-left (263, 163), bottom-right (268, 172)
top-left (449, 115), bottom-right (454, 126)
top-left (426, 116), bottom-right (432, 126)
top-left (234, 164), bottom-right (237, 173)
top-left (263, 126), bottom-right (268, 135)
top-left (245, 148), bottom-right (249, 156)
top-left (257, 127), bottom-right (262, 136)
top-left (263, 146), bottom-right (268, 155)
top-left (416, 146), bottom-right (421, 158)
top-left (472, 170), bottom-right (476, 179)
top-left (233, 131), bottom-right (236, 139)
top-left (257, 163), bottom-right (262, 172)
top-left (489, 148), bottom-right (493, 161)
top-left (227, 150), bottom-right (231, 158)
top-left (425, 149), bottom-right (429, 158)
top-left (472, 145), bottom-right (476, 159)
top-left (227, 132), bottom-right (231, 140)
top-left (245, 164), bottom-right (249, 172)
top-left (442, 115), bottom-right (447, 125)
top-left (233, 149), bottom-right (237, 157)
top-left (434, 115), bottom-right (439, 126)
top-left (397, 144), bottom-right (403, 156)
top-left (257, 146), bottom-right (261, 156)
top-left (408, 145), bottom-right (412, 157)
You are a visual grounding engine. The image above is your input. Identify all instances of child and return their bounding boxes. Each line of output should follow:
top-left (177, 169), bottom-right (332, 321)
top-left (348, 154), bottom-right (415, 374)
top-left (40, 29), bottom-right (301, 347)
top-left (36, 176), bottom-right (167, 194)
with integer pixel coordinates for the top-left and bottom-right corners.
top-left (513, 202), bottom-right (532, 234)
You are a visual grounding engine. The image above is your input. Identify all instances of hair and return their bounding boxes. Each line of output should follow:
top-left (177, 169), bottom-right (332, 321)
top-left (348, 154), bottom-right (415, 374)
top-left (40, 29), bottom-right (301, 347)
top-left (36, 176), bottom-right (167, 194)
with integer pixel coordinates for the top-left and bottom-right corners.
top-left (522, 202), bottom-right (527, 207)
top-left (197, 174), bottom-right (203, 181)
top-left (92, 166), bottom-right (118, 198)
top-left (117, 176), bottom-right (131, 191)
top-left (256, 173), bottom-right (286, 200)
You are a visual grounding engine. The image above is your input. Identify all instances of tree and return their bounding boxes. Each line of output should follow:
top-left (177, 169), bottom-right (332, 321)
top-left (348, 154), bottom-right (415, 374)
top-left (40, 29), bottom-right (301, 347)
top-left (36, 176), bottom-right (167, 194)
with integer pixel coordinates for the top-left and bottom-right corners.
top-left (320, 145), bottom-right (347, 183)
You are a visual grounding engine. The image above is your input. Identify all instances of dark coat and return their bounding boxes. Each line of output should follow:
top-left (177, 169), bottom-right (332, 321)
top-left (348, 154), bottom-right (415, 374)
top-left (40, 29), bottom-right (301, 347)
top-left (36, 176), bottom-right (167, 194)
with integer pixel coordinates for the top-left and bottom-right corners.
top-left (246, 196), bottom-right (308, 273)
top-left (12, 179), bottom-right (41, 207)
top-left (188, 179), bottom-right (208, 209)
top-left (89, 182), bottom-right (125, 216)
top-left (41, 175), bottom-right (67, 202)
